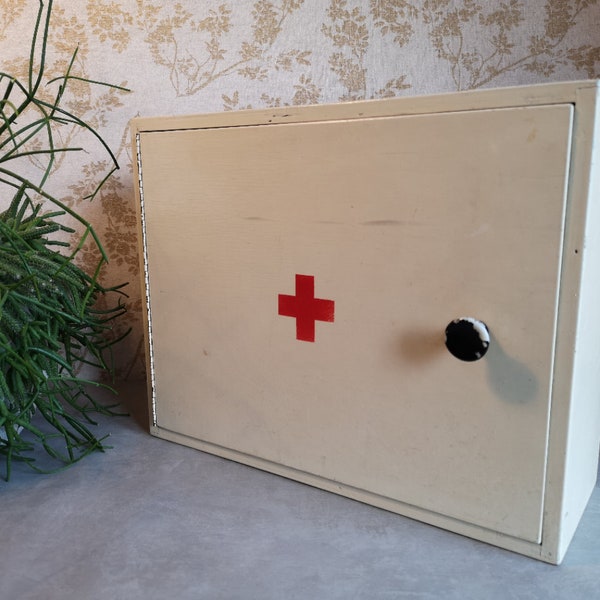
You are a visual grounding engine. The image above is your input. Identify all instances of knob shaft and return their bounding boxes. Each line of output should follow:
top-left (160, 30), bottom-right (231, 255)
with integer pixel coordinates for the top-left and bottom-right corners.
top-left (445, 318), bottom-right (490, 362)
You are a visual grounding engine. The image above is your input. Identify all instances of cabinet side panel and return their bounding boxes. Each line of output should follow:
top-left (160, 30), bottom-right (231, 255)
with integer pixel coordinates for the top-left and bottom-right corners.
top-left (546, 85), bottom-right (600, 563)
top-left (132, 127), bottom-right (156, 429)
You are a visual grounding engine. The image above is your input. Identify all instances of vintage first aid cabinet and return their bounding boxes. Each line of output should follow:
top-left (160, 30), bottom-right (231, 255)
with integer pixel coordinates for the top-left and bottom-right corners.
top-left (132, 81), bottom-right (600, 564)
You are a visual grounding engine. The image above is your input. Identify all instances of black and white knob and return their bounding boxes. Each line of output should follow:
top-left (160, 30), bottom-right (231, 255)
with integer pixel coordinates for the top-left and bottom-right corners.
top-left (445, 318), bottom-right (490, 362)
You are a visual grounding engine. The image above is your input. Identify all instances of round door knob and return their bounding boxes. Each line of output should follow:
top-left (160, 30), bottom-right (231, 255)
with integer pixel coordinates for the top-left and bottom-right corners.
top-left (445, 318), bottom-right (490, 362)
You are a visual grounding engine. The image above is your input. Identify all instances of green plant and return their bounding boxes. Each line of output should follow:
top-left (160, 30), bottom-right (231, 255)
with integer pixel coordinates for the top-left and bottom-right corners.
top-left (0, 0), bottom-right (130, 480)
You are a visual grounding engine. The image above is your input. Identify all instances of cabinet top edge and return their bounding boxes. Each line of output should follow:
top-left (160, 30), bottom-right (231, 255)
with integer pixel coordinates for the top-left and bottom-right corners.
top-left (131, 79), bottom-right (599, 133)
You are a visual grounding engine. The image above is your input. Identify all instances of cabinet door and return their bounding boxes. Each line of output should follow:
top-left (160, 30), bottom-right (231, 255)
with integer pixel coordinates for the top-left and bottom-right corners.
top-left (139, 103), bottom-right (573, 543)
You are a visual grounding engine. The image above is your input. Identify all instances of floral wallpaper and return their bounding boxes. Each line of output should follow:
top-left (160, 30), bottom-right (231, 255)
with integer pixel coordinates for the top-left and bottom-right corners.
top-left (1, 0), bottom-right (599, 380)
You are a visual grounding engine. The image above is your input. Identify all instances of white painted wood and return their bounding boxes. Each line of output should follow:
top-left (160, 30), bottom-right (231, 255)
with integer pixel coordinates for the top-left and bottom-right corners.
top-left (132, 79), bottom-right (597, 132)
top-left (541, 84), bottom-right (600, 564)
top-left (132, 80), bottom-right (600, 564)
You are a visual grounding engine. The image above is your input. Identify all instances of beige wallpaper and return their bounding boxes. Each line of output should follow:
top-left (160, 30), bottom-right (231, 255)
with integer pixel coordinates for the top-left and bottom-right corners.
top-left (1, 0), bottom-right (599, 380)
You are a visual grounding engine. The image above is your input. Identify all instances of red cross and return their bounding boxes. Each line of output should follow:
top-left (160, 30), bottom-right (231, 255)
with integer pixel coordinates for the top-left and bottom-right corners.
top-left (278, 274), bottom-right (335, 342)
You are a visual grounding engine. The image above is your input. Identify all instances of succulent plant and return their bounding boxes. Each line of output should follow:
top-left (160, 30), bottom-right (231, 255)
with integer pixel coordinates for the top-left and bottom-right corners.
top-left (0, 0), bottom-right (129, 479)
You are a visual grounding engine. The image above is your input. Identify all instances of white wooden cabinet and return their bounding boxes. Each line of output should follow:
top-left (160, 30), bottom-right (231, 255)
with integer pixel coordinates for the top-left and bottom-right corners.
top-left (132, 81), bottom-right (600, 564)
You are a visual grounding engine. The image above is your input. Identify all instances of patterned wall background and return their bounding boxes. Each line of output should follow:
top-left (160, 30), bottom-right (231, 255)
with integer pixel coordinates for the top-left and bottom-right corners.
top-left (1, 0), bottom-right (599, 380)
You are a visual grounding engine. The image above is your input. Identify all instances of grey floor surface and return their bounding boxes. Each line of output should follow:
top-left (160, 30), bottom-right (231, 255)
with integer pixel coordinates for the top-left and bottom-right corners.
top-left (1, 382), bottom-right (599, 600)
